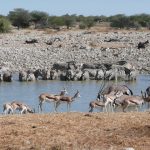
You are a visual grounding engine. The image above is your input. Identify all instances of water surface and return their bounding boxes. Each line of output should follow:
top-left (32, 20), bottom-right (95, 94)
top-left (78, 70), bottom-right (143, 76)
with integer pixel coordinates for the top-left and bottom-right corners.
top-left (0, 75), bottom-right (150, 113)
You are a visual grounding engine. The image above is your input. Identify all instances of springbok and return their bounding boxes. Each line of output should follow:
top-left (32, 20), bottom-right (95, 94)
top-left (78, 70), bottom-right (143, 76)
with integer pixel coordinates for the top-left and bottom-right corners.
top-left (89, 100), bottom-right (107, 113)
top-left (3, 103), bottom-right (13, 114)
top-left (103, 91), bottom-right (124, 111)
top-left (38, 88), bottom-right (68, 112)
top-left (11, 101), bottom-right (35, 114)
top-left (3, 101), bottom-right (34, 114)
top-left (89, 91), bottom-right (123, 113)
top-left (113, 95), bottom-right (144, 112)
top-left (55, 90), bottom-right (80, 112)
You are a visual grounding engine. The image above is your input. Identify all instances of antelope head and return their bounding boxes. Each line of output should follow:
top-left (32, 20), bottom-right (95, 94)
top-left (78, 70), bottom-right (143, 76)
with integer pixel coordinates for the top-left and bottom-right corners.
top-left (27, 107), bottom-right (36, 113)
top-left (62, 87), bottom-right (68, 95)
top-left (76, 90), bottom-right (81, 98)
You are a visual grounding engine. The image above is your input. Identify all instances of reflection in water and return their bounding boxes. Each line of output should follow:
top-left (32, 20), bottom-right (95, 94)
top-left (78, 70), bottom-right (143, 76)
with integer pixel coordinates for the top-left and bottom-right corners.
top-left (0, 75), bottom-right (150, 113)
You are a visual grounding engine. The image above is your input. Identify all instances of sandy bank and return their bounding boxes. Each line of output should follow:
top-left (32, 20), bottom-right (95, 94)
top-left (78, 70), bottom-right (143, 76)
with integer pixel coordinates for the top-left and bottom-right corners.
top-left (0, 112), bottom-right (150, 150)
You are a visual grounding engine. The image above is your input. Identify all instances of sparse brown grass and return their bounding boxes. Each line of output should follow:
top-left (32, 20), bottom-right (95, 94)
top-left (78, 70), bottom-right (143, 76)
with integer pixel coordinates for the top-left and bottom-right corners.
top-left (89, 42), bottom-right (129, 49)
top-left (43, 28), bottom-right (59, 35)
top-left (90, 26), bottom-right (113, 33)
top-left (0, 112), bottom-right (150, 150)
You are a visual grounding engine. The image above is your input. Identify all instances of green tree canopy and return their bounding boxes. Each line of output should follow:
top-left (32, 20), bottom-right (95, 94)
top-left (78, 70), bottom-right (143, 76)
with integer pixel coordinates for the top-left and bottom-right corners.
top-left (30, 11), bottom-right (49, 28)
top-left (62, 14), bottom-right (75, 29)
top-left (0, 17), bottom-right (11, 33)
top-left (48, 16), bottom-right (65, 28)
top-left (8, 8), bottom-right (31, 29)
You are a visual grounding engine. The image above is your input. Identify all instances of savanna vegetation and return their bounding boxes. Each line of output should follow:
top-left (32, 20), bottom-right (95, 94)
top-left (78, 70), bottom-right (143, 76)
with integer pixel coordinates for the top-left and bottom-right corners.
top-left (0, 8), bottom-right (150, 33)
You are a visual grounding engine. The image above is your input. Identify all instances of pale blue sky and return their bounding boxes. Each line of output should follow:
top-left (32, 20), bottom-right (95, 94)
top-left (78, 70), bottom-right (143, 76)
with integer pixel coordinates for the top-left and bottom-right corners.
top-left (0, 0), bottom-right (150, 16)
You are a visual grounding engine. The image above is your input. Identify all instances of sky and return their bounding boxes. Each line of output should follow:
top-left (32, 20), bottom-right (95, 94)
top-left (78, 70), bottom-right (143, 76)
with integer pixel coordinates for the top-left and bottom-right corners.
top-left (0, 0), bottom-right (150, 16)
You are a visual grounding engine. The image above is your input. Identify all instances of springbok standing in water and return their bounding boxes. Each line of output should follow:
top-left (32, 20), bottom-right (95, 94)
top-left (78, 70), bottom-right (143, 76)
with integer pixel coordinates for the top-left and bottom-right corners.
top-left (96, 83), bottom-right (133, 104)
top-left (89, 83), bottom-right (131, 113)
top-left (38, 88), bottom-right (68, 112)
top-left (89, 91), bottom-right (123, 112)
top-left (55, 90), bottom-right (80, 112)
top-left (3, 103), bottom-right (13, 114)
top-left (113, 95), bottom-right (144, 112)
top-left (3, 101), bottom-right (35, 114)
top-left (89, 100), bottom-right (106, 113)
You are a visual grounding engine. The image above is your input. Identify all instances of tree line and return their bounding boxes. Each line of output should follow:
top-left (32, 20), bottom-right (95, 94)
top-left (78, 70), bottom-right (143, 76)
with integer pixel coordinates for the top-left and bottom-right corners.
top-left (0, 8), bottom-right (150, 33)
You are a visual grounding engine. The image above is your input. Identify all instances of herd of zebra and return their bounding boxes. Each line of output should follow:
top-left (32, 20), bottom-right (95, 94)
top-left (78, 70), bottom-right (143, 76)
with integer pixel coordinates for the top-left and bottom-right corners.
top-left (2, 84), bottom-right (150, 115)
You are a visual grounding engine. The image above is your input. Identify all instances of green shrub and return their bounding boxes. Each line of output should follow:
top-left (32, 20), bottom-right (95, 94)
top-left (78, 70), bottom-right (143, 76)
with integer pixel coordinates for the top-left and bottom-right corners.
top-left (8, 8), bottom-right (31, 29)
top-left (0, 18), bottom-right (11, 33)
top-left (30, 11), bottom-right (49, 28)
top-left (79, 23), bottom-right (86, 29)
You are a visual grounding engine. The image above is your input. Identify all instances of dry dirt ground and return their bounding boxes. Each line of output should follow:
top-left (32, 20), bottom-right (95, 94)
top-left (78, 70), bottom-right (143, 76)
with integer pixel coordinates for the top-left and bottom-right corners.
top-left (0, 112), bottom-right (150, 150)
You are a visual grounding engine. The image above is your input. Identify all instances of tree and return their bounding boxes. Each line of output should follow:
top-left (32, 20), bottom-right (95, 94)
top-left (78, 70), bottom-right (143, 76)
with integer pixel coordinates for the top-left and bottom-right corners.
top-left (62, 14), bottom-right (75, 29)
top-left (30, 11), bottom-right (49, 28)
top-left (109, 14), bottom-right (132, 28)
top-left (0, 17), bottom-right (11, 33)
top-left (48, 16), bottom-right (64, 29)
top-left (146, 22), bottom-right (150, 30)
top-left (79, 22), bottom-right (86, 29)
top-left (130, 14), bottom-right (150, 28)
top-left (84, 17), bottom-right (95, 28)
top-left (8, 8), bottom-right (31, 29)
top-left (76, 15), bottom-right (85, 22)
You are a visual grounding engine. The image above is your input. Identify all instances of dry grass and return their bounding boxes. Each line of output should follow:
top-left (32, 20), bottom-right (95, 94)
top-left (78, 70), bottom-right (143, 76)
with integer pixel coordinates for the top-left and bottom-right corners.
top-left (89, 42), bottom-right (129, 49)
top-left (42, 28), bottom-right (60, 35)
top-left (90, 26), bottom-right (150, 33)
top-left (0, 112), bottom-right (150, 150)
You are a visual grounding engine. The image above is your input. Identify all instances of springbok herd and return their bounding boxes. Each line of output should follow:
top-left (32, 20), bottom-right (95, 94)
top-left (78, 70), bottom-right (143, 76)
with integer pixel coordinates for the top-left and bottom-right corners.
top-left (2, 84), bottom-right (150, 115)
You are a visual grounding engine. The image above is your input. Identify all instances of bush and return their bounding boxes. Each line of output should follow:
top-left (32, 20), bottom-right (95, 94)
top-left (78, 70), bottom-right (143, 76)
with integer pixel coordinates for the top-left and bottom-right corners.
top-left (48, 16), bottom-right (65, 28)
top-left (30, 11), bottom-right (49, 28)
top-left (110, 15), bottom-right (130, 28)
top-left (84, 17), bottom-right (95, 28)
top-left (63, 14), bottom-right (75, 29)
top-left (79, 23), bottom-right (86, 29)
top-left (8, 8), bottom-right (31, 29)
top-left (0, 17), bottom-right (11, 33)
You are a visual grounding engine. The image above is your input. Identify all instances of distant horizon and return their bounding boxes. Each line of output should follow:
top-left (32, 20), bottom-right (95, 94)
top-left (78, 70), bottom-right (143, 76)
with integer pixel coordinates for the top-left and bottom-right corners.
top-left (1, 8), bottom-right (150, 17)
top-left (0, 0), bottom-right (150, 16)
